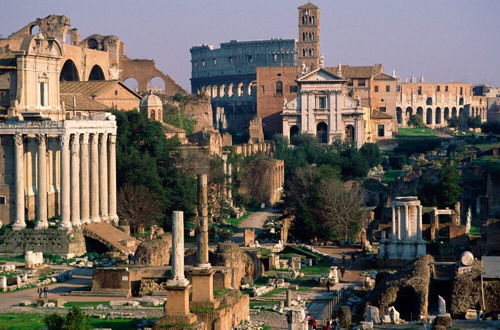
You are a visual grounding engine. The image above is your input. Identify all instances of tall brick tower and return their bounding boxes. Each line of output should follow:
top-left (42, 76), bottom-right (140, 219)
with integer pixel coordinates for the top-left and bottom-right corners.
top-left (298, 3), bottom-right (320, 73)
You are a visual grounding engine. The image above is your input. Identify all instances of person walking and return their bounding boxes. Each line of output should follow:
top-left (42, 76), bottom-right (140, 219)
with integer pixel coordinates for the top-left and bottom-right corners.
top-left (43, 286), bottom-right (48, 298)
top-left (341, 253), bottom-right (346, 265)
top-left (340, 265), bottom-right (345, 278)
top-left (37, 287), bottom-right (42, 299)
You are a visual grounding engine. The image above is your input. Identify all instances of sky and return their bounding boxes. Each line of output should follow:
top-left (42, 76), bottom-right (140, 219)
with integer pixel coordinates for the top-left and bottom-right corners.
top-left (1, 0), bottom-right (499, 91)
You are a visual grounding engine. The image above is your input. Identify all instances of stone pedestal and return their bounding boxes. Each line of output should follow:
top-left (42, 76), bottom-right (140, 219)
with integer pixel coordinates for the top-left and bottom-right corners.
top-left (190, 268), bottom-right (220, 309)
top-left (244, 228), bottom-right (255, 246)
top-left (0, 276), bottom-right (7, 292)
top-left (159, 284), bottom-right (198, 326)
top-left (286, 307), bottom-right (307, 330)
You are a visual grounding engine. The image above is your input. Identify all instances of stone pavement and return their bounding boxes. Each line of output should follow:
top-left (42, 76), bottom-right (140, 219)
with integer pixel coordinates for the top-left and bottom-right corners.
top-left (231, 208), bottom-right (279, 244)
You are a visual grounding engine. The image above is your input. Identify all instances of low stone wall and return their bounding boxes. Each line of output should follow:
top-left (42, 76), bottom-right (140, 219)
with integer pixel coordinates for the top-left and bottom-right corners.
top-left (192, 290), bottom-right (249, 330)
top-left (0, 228), bottom-right (86, 257)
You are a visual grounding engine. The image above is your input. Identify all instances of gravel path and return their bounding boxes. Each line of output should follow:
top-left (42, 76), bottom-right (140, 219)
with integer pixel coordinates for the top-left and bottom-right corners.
top-left (231, 208), bottom-right (279, 244)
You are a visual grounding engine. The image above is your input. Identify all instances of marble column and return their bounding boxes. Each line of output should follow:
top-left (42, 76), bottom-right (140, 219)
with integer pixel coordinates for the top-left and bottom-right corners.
top-left (59, 135), bottom-right (72, 230)
top-left (196, 174), bottom-right (210, 268)
top-left (89, 133), bottom-right (99, 222)
top-left (168, 211), bottom-right (189, 286)
top-left (80, 133), bottom-right (90, 224)
top-left (99, 133), bottom-right (108, 221)
top-left (35, 134), bottom-right (48, 229)
top-left (403, 205), bottom-right (409, 240)
top-left (391, 206), bottom-right (396, 240)
top-left (417, 205), bottom-right (423, 241)
top-left (70, 134), bottom-right (81, 227)
top-left (396, 206), bottom-right (401, 240)
top-left (108, 134), bottom-right (118, 224)
top-left (13, 134), bottom-right (26, 230)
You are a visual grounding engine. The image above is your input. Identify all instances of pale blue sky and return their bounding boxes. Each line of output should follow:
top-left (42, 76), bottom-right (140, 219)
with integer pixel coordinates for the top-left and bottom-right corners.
top-left (1, 0), bottom-right (499, 90)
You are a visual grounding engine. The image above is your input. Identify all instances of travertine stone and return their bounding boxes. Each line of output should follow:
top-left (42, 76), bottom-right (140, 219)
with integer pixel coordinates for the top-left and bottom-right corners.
top-left (13, 134), bottom-right (26, 230)
top-left (70, 134), bottom-right (81, 227)
top-left (80, 133), bottom-right (90, 224)
top-left (108, 134), bottom-right (118, 224)
top-left (168, 211), bottom-right (189, 287)
top-left (90, 133), bottom-right (99, 222)
top-left (98, 133), bottom-right (108, 221)
top-left (59, 135), bottom-right (72, 231)
top-left (35, 134), bottom-right (48, 229)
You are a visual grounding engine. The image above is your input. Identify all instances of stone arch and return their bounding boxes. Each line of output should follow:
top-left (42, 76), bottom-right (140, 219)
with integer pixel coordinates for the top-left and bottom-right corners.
top-left (317, 122), bottom-right (328, 143)
top-left (417, 107), bottom-right (424, 118)
top-left (87, 38), bottom-right (99, 50)
top-left (394, 286), bottom-right (421, 321)
top-left (30, 24), bottom-right (41, 35)
top-left (345, 125), bottom-right (355, 144)
top-left (88, 65), bottom-right (105, 80)
top-left (290, 125), bottom-right (300, 138)
top-left (237, 82), bottom-right (244, 97)
top-left (452, 107), bottom-right (457, 117)
top-left (459, 97), bottom-right (464, 105)
top-left (435, 107), bottom-right (442, 125)
top-left (396, 107), bottom-right (403, 124)
top-left (123, 77), bottom-right (139, 92)
top-left (219, 84), bottom-right (226, 98)
top-left (60, 59), bottom-right (80, 81)
top-left (459, 107), bottom-right (464, 117)
top-left (248, 81), bottom-right (256, 96)
top-left (426, 97), bottom-right (433, 106)
top-left (406, 107), bottom-right (413, 118)
top-left (227, 83), bottom-right (234, 97)
top-left (444, 107), bottom-right (450, 121)
top-left (426, 108), bottom-right (433, 125)
top-left (148, 77), bottom-right (166, 93)
top-left (211, 85), bottom-right (217, 98)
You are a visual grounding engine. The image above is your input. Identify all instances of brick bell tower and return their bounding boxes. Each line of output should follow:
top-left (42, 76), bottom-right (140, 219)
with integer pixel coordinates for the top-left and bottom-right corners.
top-left (298, 3), bottom-right (321, 73)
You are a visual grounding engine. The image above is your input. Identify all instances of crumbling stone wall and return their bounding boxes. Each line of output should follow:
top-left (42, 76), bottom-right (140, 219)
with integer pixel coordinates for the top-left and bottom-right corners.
top-left (134, 236), bottom-right (171, 266)
top-left (368, 255), bottom-right (433, 317)
top-left (211, 242), bottom-right (261, 288)
top-left (450, 260), bottom-right (500, 316)
top-left (0, 228), bottom-right (85, 256)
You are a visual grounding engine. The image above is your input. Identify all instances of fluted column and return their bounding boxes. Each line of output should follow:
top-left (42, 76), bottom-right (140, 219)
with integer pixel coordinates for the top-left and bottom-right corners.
top-left (13, 134), bottom-right (26, 230)
top-left (167, 211), bottom-right (189, 286)
top-left (80, 133), bottom-right (90, 224)
top-left (99, 133), bottom-right (108, 221)
top-left (59, 135), bottom-right (72, 230)
top-left (197, 174), bottom-right (210, 268)
top-left (89, 133), bottom-right (99, 222)
top-left (396, 206), bottom-right (401, 240)
top-left (70, 134), bottom-right (81, 227)
top-left (403, 205), bottom-right (409, 240)
top-left (417, 205), bottom-right (423, 241)
top-left (391, 206), bottom-right (396, 240)
top-left (35, 134), bottom-right (48, 229)
top-left (108, 134), bottom-right (118, 224)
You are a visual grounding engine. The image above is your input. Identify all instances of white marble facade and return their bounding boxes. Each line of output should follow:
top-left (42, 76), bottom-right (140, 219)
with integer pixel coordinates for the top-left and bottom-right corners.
top-left (282, 68), bottom-right (366, 146)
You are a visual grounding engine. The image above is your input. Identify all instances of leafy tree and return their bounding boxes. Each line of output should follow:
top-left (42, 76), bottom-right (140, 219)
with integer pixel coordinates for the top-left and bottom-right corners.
top-left (418, 164), bottom-right (462, 208)
top-left (482, 122), bottom-right (500, 134)
top-left (44, 306), bottom-right (90, 330)
top-left (360, 143), bottom-right (382, 168)
top-left (448, 115), bottom-right (467, 129)
top-left (467, 115), bottom-right (482, 129)
top-left (163, 103), bottom-right (197, 135)
top-left (407, 114), bottom-right (426, 128)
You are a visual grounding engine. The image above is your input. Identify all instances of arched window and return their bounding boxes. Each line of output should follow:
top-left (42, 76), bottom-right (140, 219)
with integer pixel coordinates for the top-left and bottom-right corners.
top-left (302, 16), bottom-right (307, 25)
top-left (275, 81), bottom-right (283, 96)
top-left (88, 65), bottom-right (105, 80)
top-left (396, 107), bottom-right (403, 124)
top-left (60, 60), bottom-right (79, 81)
top-left (309, 32), bottom-right (314, 41)
top-left (87, 38), bottom-right (99, 50)
top-left (303, 32), bottom-right (307, 41)
top-left (317, 122), bottom-right (328, 143)
top-left (309, 16), bottom-right (315, 25)
top-left (459, 97), bottom-right (464, 105)
top-left (302, 49), bottom-right (307, 57)
top-left (290, 125), bottom-right (299, 138)
top-left (426, 97), bottom-right (433, 105)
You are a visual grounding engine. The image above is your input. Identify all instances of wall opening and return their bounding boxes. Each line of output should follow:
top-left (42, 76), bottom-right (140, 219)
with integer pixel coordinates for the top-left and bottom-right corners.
top-left (60, 59), bottom-right (80, 81)
top-left (123, 78), bottom-right (139, 92)
top-left (88, 65), bottom-right (105, 80)
top-left (317, 122), bottom-right (328, 143)
top-left (148, 77), bottom-right (165, 93)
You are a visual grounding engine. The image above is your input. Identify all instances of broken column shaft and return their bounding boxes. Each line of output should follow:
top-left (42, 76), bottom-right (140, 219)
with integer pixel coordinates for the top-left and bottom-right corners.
top-left (168, 211), bottom-right (188, 287)
top-left (197, 174), bottom-right (210, 268)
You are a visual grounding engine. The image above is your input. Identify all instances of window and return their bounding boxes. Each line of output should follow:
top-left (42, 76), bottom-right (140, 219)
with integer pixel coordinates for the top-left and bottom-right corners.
top-left (318, 96), bottom-right (327, 109)
top-left (436, 85), bottom-right (441, 92)
top-left (309, 49), bottom-right (314, 57)
top-left (114, 90), bottom-right (118, 96)
top-left (302, 49), bottom-right (307, 57)
top-left (201, 59), bottom-right (206, 66)
top-left (445, 85), bottom-right (449, 92)
top-left (460, 87), bottom-right (463, 95)
top-left (379, 107), bottom-right (386, 112)
top-left (260, 85), bottom-right (265, 94)
top-left (417, 86), bottom-right (422, 95)
top-left (374, 86), bottom-right (379, 92)
top-left (275, 81), bottom-right (283, 95)
top-left (247, 55), bottom-right (253, 63)
top-left (396, 85), bottom-right (401, 92)
top-left (273, 54), bottom-right (278, 62)
top-left (309, 16), bottom-right (315, 25)
top-left (228, 56), bottom-right (234, 63)
top-left (358, 80), bottom-right (366, 87)
top-left (289, 85), bottom-right (298, 93)
top-left (0, 196), bottom-right (5, 204)
top-left (309, 32), bottom-right (314, 41)
top-left (377, 124), bottom-right (385, 137)
top-left (39, 82), bottom-right (47, 107)
top-left (213, 58), bottom-right (217, 65)
top-left (0, 90), bottom-right (9, 105)
top-left (386, 85), bottom-right (390, 92)
top-left (303, 32), bottom-right (307, 41)
top-left (302, 16), bottom-right (307, 25)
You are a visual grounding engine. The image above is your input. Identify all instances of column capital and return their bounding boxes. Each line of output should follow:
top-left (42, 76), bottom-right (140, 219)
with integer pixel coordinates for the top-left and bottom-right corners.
top-left (108, 134), bottom-right (117, 144)
top-left (70, 134), bottom-right (80, 148)
top-left (89, 133), bottom-right (99, 145)
top-left (59, 134), bottom-right (70, 147)
top-left (36, 134), bottom-right (46, 145)
top-left (14, 133), bottom-right (23, 146)
top-left (80, 132), bottom-right (89, 144)
top-left (99, 133), bottom-right (108, 145)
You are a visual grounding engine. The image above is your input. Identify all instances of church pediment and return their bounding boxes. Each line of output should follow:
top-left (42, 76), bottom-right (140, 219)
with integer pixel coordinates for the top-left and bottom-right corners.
top-left (297, 67), bottom-right (345, 83)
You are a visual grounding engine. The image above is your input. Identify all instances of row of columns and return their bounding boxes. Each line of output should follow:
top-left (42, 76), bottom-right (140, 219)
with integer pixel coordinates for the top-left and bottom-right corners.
top-left (391, 204), bottom-right (423, 242)
top-left (13, 132), bottom-right (117, 231)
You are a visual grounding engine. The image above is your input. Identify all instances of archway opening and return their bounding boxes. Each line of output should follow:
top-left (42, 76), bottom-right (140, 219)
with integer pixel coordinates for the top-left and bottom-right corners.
top-left (426, 108), bottom-right (433, 125)
top-left (417, 107), bottom-right (424, 118)
top-left (345, 125), bottom-right (355, 144)
top-left (60, 59), bottom-right (80, 81)
top-left (290, 125), bottom-right (299, 139)
top-left (396, 107), bottom-right (403, 124)
top-left (451, 107), bottom-right (457, 118)
top-left (88, 65), bottom-right (105, 80)
top-left (317, 122), bottom-right (328, 144)
top-left (406, 107), bottom-right (413, 118)
top-left (459, 97), bottom-right (464, 105)
top-left (426, 97), bottom-right (433, 106)
top-left (435, 108), bottom-right (441, 124)
top-left (393, 287), bottom-right (421, 322)
top-left (84, 236), bottom-right (111, 254)
top-left (123, 78), bottom-right (139, 92)
top-left (87, 38), bottom-right (99, 50)
top-left (148, 77), bottom-right (165, 93)
top-left (30, 25), bottom-right (41, 35)
top-left (444, 107), bottom-right (450, 121)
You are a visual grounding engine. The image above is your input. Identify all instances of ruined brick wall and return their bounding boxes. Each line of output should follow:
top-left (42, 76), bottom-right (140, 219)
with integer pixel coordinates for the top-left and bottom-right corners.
top-left (212, 242), bottom-right (262, 288)
top-left (134, 237), bottom-right (171, 266)
top-left (0, 228), bottom-right (85, 256)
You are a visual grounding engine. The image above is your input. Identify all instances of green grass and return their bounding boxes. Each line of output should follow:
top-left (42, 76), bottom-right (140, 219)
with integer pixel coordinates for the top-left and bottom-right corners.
top-left (300, 261), bottom-right (332, 276)
top-left (64, 301), bottom-right (110, 308)
top-left (0, 313), bottom-right (142, 330)
top-left (0, 257), bottom-right (24, 263)
top-left (469, 225), bottom-right (481, 236)
top-left (225, 211), bottom-right (253, 228)
top-left (382, 169), bottom-right (405, 183)
top-left (396, 127), bottom-right (436, 138)
top-left (213, 288), bottom-right (232, 297)
top-left (281, 245), bottom-right (323, 259)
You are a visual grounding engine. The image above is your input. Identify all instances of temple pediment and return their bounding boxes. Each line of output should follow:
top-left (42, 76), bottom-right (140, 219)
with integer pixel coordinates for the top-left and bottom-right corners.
top-left (297, 67), bottom-right (345, 83)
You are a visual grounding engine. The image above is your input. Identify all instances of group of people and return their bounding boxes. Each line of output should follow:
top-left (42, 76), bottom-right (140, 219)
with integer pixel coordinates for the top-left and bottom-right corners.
top-left (37, 286), bottom-right (49, 298)
top-left (306, 314), bottom-right (340, 330)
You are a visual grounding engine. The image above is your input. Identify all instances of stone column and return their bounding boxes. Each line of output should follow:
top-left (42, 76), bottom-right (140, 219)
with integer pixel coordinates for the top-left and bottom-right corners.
top-left (391, 206), bottom-right (396, 240)
top-left (59, 135), bottom-right (72, 231)
top-left (403, 205), bottom-right (409, 240)
top-left (80, 133), bottom-right (90, 224)
top-left (168, 211), bottom-right (189, 287)
top-left (417, 205), bottom-right (423, 241)
top-left (196, 174), bottom-right (210, 268)
top-left (13, 134), bottom-right (26, 230)
top-left (99, 133), bottom-right (108, 221)
top-left (35, 134), bottom-right (48, 229)
top-left (227, 164), bottom-right (233, 202)
top-left (70, 134), bottom-right (81, 227)
top-left (396, 206), bottom-right (401, 240)
top-left (89, 133), bottom-right (100, 222)
top-left (108, 134), bottom-right (118, 224)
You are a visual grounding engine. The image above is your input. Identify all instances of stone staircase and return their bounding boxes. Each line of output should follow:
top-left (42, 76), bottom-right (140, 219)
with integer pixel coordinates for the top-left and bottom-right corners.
top-left (82, 222), bottom-right (140, 255)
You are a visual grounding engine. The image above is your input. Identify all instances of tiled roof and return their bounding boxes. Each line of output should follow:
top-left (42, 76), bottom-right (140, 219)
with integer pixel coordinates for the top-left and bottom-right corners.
top-left (374, 73), bottom-right (396, 81)
top-left (60, 93), bottom-right (108, 112)
top-left (298, 3), bottom-right (319, 9)
top-left (327, 64), bottom-right (383, 79)
top-left (371, 110), bottom-right (393, 119)
top-left (60, 80), bottom-right (141, 99)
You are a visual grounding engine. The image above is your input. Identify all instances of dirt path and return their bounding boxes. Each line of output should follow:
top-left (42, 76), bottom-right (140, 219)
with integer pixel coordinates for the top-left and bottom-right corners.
top-left (231, 208), bottom-right (279, 244)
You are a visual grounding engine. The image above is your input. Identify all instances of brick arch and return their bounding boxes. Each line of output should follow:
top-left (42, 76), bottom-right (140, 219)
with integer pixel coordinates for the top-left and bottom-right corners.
top-left (119, 56), bottom-right (186, 96)
top-left (60, 59), bottom-right (81, 81)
